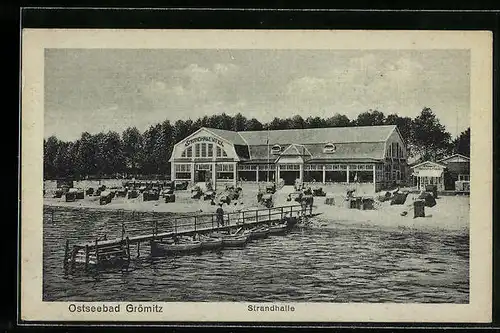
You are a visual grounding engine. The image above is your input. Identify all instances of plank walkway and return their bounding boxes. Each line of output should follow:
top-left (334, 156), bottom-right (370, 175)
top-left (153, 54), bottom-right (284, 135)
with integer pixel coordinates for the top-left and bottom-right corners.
top-left (71, 204), bottom-right (314, 251)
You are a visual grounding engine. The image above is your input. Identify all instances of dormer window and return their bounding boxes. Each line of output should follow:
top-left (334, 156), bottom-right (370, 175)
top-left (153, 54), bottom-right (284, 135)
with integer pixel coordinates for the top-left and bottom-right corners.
top-left (271, 144), bottom-right (282, 154)
top-left (323, 143), bottom-right (336, 153)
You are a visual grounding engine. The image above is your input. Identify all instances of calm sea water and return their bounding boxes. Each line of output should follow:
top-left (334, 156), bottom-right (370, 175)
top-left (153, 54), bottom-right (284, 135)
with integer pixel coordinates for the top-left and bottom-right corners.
top-left (43, 206), bottom-right (469, 303)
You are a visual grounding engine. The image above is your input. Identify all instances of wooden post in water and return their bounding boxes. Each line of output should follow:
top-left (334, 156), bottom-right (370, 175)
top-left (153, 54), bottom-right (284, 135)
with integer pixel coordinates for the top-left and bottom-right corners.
top-left (85, 245), bottom-right (89, 269)
top-left (280, 207), bottom-right (284, 220)
top-left (125, 236), bottom-right (131, 262)
top-left (269, 208), bottom-right (272, 223)
top-left (194, 216), bottom-right (197, 232)
top-left (137, 242), bottom-right (140, 257)
top-left (95, 239), bottom-right (99, 265)
top-left (154, 221), bottom-right (158, 236)
top-left (150, 240), bottom-right (155, 257)
top-left (255, 210), bottom-right (258, 223)
top-left (70, 246), bottom-right (78, 271)
top-left (63, 239), bottom-right (69, 269)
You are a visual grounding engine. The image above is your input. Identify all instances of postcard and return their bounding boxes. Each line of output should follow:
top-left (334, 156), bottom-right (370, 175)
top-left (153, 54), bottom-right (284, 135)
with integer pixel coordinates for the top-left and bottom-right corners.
top-left (20, 29), bottom-right (492, 323)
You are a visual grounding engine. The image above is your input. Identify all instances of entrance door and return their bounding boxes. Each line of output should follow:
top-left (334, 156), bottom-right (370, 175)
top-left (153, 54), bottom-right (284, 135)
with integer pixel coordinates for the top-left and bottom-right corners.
top-left (196, 170), bottom-right (206, 183)
top-left (196, 170), bottom-right (212, 183)
top-left (281, 171), bottom-right (300, 185)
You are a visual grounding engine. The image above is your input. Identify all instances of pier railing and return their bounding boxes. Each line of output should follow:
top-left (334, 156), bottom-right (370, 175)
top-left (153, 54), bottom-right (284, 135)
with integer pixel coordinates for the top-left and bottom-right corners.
top-left (64, 204), bottom-right (314, 271)
top-left (118, 204), bottom-right (308, 239)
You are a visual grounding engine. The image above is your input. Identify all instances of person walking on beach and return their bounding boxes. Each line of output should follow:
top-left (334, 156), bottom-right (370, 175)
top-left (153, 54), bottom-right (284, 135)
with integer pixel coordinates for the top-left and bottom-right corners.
top-left (216, 203), bottom-right (225, 227)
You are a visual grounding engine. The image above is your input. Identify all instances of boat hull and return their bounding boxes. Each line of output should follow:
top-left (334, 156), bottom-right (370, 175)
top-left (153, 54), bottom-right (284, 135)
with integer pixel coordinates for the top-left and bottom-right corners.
top-left (153, 241), bottom-right (202, 254)
top-left (250, 227), bottom-right (269, 240)
top-left (268, 224), bottom-right (289, 235)
top-left (222, 235), bottom-right (249, 247)
top-left (201, 238), bottom-right (223, 250)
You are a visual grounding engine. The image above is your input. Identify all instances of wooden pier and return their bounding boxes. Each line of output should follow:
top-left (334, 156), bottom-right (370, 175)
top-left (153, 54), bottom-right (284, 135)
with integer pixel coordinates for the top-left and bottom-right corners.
top-left (64, 204), bottom-right (317, 271)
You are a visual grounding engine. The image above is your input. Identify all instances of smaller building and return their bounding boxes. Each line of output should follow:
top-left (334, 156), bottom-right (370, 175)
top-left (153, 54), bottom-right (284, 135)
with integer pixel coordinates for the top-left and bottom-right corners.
top-left (410, 161), bottom-right (447, 191)
top-left (437, 154), bottom-right (470, 191)
top-left (410, 153), bottom-right (470, 192)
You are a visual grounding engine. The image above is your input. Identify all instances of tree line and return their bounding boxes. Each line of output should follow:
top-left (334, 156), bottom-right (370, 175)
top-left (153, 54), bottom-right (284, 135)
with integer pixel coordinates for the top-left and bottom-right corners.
top-left (44, 108), bottom-right (470, 179)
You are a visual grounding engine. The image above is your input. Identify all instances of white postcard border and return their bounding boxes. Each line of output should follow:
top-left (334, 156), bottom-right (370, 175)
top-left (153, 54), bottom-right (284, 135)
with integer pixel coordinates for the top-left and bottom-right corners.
top-left (20, 29), bottom-right (493, 323)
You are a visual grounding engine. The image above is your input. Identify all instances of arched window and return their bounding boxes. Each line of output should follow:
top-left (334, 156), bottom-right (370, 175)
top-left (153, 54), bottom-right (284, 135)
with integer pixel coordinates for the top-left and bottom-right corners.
top-left (323, 143), bottom-right (336, 153)
top-left (181, 146), bottom-right (193, 158)
top-left (271, 144), bottom-right (282, 154)
top-left (216, 146), bottom-right (228, 157)
top-left (181, 144), bottom-right (228, 158)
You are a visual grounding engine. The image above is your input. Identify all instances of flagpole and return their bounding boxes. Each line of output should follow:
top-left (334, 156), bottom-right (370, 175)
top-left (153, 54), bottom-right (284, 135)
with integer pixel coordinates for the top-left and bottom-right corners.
top-left (267, 125), bottom-right (270, 182)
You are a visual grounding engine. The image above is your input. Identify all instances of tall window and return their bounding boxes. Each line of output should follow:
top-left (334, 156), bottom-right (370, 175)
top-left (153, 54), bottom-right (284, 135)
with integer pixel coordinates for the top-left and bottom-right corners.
top-left (182, 144), bottom-right (227, 159)
top-left (195, 144), bottom-right (200, 157)
top-left (207, 143), bottom-right (213, 157)
top-left (201, 143), bottom-right (207, 157)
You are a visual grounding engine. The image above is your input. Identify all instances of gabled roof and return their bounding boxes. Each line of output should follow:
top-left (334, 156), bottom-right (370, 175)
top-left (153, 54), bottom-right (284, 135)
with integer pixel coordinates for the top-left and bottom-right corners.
top-left (280, 144), bottom-right (312, 156)
top-left (410, 160), bottom-right (447, 169)
top-left (437, 153), bottom-right (470, 163)
top-left (237, 125), bottom-right (396, 145)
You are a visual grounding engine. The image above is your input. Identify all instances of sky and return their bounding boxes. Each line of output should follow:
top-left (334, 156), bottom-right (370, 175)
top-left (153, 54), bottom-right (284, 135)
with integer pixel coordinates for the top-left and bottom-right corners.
top-left (44, 49), bottom-right (470, 142)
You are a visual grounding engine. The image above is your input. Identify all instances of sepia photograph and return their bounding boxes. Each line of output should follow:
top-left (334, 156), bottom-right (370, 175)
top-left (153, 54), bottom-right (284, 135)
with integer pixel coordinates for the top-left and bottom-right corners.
top-left (20, 29), bottom-right (492, 323)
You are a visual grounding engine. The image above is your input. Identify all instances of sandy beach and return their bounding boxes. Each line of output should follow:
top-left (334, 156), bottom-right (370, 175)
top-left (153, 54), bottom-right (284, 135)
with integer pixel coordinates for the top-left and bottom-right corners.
top-left (313, 195), bottom-right (469, 233)
top-left (43, 185), bottom-right (469, 234)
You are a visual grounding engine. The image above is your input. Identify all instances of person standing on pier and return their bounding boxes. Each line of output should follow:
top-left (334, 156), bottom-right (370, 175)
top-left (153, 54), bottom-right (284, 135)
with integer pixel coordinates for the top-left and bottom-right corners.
top-left (301, 197), bottom-right (307, 216)
top-left (236, 209), bottom-right (245, 226)
top-left (216, 203), bottom-right (225, 227)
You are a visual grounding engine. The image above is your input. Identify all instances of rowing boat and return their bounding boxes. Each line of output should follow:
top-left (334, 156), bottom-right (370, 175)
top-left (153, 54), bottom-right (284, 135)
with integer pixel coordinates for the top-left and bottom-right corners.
top-left (268, 223), bottom-right (289, 235)
top-left (222, 232), bottom-right (249, 247)
top-left (153, 239), bottom-right (202, 254)
top-left (200, 236), bottom-right (223, 250)
top-left (249, 226), bottom-right (269, 240)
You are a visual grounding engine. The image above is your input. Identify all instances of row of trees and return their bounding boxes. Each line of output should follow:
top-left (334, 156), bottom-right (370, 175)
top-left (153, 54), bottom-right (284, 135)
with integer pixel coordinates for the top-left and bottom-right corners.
top-left (44, 108), bottom-right (470, 179)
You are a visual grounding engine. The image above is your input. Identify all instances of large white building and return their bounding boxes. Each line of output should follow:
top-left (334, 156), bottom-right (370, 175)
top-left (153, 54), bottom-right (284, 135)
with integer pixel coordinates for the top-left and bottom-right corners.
top-left (169, 125), bottom-right (408, 192)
